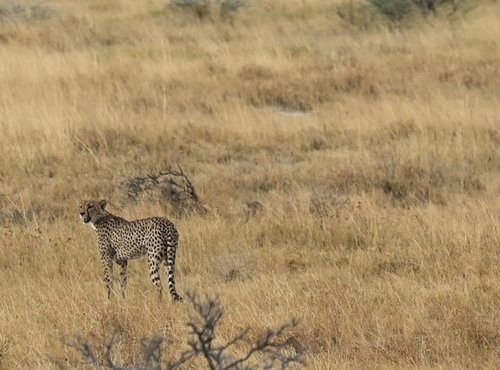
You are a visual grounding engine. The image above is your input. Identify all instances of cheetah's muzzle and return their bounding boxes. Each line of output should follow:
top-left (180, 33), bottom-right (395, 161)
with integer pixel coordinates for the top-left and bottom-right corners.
top-left (80, 213), bottom-right (90, 223)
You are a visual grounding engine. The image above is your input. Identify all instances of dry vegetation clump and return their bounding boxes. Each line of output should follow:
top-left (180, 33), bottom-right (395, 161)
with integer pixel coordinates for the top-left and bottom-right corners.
top-left (63, 294), bottom-right (303, 369)
top-left (122, 168), bottom-right (208, 216)
top-left (0, 0), bottom-right (499, 368)
top-left (0, 0), bottom-right (55, 24)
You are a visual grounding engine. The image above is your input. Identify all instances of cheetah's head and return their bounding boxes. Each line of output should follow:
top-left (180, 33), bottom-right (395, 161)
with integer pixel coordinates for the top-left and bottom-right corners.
top-left (79, 199), bottom-right (107, 225)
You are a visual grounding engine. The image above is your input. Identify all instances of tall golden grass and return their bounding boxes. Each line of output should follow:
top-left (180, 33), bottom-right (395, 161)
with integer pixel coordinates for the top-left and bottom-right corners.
top-left (0, 0), bottom-right (499, 368)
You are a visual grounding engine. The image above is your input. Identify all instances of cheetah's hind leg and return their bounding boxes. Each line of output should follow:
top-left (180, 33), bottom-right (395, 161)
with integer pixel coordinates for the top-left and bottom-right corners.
top-left (147, 253), bottom-right (163, 301)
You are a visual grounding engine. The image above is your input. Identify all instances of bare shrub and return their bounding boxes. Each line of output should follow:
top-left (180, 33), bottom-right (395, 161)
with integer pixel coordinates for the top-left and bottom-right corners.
top-left (368, 0), bottom-right (477, 22)
top-left (368, 0), bottom-right (416, 21)
top-left (169, 0), bottom-right (248, 23)
top-left (219, 0), bottom-right (248, 24)
top-left (337, 0), bottom-right (478, 26)
top-left (0, 1), bottom-right (55, 23)
top-left (244, 200), bottom-right (264, 222)
top-left (63, 294), bottom-right (304, 369)
top-left (170, 0), bottom-right (211, 20)
top-left (170, 293), bottom-right (304, 369)
top-left (122, 167), bottom-right (207, 216)
top-left (60, 331), bottom-right (163, 369)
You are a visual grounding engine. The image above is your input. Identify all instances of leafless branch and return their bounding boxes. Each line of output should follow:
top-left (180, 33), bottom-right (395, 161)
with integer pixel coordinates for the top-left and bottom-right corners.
top-left (168, 292), bottom-right (304, 370)
top-left (63, 294), bottom-right (304, 369)
top-left (122, 166), bottom-right (205, 215)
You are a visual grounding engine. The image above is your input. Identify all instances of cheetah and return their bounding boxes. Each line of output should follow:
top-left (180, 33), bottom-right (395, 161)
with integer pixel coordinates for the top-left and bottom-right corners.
top-left (79, 199), bottom-right (182, 301)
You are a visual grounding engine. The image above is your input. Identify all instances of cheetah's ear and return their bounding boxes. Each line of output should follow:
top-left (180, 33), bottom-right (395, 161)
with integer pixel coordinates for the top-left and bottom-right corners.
top-left (99, 199), bottom-right (107, 210)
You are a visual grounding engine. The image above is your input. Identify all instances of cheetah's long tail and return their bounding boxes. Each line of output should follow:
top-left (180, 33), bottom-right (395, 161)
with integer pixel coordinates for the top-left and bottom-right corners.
top-left (165, 242), bottom-right (183, 302)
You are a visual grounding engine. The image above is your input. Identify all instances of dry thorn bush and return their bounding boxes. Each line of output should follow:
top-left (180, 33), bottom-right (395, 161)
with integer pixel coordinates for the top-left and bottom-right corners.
top-left (62, 294), bottom-right (304, 370)
top-left (122, 167), bottom-right (207, 216)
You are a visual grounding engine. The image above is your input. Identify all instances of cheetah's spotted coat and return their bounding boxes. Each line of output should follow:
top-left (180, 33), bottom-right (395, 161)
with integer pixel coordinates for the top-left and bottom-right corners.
top-left (79, 199), bottom-right (182, 301)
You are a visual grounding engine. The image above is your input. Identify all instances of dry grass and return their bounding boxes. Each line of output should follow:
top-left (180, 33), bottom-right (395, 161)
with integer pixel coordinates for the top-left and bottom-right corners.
top-left (0, 0), bottom-right (499, 368)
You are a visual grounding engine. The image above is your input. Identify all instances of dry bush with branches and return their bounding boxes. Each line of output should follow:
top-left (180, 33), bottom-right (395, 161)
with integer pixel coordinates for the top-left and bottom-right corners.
top-left (122, 167), bottom-right (207, 216)
top-left (0, 0), bottom-right (55, 23)
top-left (62, 294), bottom-right (304, 369)
top-left (169, 0), bottom-right (248, 23)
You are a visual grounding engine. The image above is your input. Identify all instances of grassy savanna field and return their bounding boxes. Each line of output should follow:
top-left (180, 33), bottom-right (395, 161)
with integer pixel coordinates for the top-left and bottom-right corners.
top-left (0, 0), bottom-right (499, 368)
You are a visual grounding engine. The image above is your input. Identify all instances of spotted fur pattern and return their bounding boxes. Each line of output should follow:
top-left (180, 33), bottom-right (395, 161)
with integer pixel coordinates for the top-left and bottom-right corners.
top-left (79, 199), bottom-right (182, 301)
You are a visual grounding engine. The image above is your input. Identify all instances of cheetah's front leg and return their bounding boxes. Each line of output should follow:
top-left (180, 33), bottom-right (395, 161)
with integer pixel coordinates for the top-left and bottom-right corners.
top-left (116, 260), bottom-right (128, 298)
top-left (101, 257), bottom-right (114, 299)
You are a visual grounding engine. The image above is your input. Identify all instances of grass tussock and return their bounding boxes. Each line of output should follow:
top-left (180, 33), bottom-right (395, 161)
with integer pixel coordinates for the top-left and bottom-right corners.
top-left (0, 0), bottom-right (499, 368)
